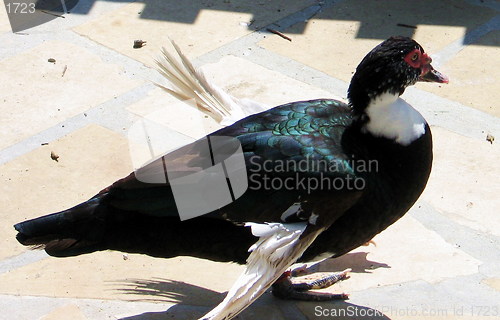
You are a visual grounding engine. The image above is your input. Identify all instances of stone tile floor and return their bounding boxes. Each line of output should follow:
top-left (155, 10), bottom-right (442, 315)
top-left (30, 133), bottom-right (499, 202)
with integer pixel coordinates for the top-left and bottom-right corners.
top-left (0, 0), bottom-right (499, 319)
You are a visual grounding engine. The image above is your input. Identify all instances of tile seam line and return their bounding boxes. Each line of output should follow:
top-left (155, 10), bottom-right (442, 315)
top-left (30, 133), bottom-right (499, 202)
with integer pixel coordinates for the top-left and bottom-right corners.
top-left (0, 83), bottom-right (155, 166)
top-left (0, 120), bottom-right (88, 166)
top-left (411, 201), bottom-right (500, 271)
top-left (431, 14), bottom-right (500, 66)
top-left (195, 2), bottom-right (499, 66)
top-left (229, 13), bottom-right (500, 83)
top-left (198, 13), bottom-right (500, 140)
top-left (72, 29), bottom-right (152, 69)
top-left (192, 0), bottom-right (346, 65)
top-left (0, 0), bottom-right (344, 164)
top-left (204, 38), bottom-right (500, 129)
top-left (194, 5), bottom-right (500, 124)
top-left (2, 2), bottom-right (499, 161)
top-left (0, 250), bottom-right (49, 275)
top-left (0, 292), bottom-right (176, 305)
top-left (2, 63), bottom-right (497, 169)
top-left (44, 0), bottom-right (342, 71)
top-left (1, 51), bottom-right (499, 164)
top-left (0, 28), bottom-right (162, 82)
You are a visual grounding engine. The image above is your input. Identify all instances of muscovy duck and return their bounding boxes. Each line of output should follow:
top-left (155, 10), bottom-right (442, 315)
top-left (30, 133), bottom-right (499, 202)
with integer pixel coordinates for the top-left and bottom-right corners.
top-left (14, 36), bottom-right (448, 320)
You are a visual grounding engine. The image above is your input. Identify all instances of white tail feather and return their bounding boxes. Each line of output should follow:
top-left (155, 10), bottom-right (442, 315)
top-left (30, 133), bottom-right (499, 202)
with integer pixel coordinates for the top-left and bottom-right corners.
top-left (199, 223), bottom-right (324, 320)
top-left (155, 40), bottom-right (269, 126)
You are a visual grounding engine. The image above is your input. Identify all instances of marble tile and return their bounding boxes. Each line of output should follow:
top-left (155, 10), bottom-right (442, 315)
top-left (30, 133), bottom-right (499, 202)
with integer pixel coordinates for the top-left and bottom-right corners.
top-left (0, 125), bottom-right (133, 260)
top-left (260, 0), bottom-right (496, 83)
top-left (416, 31), bottom-right (500, 117)
top-left (422, 126), bottom-right (500, 237)
top-left (314, 215), bottom-right (481, 294)
top-left (0, 40), bottom-right (142, 150)
top-left (74, 0), bottom-right (317, 66)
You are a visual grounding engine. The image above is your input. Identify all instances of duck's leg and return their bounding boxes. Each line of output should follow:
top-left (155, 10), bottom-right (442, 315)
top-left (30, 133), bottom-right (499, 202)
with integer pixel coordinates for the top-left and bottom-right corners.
top-left (271, 267), bottom-right (351, 301)
top-left (199, 223), bottom-right (325, 320)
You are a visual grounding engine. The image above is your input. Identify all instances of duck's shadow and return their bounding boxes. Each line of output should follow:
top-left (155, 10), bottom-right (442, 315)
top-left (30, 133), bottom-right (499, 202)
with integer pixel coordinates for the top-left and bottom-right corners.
top-left (116, 252), bottom-right (392, 320)
top-left (120, 299), bottom-right (391, 320)
top-left (315, 251), bottom-right (391, 273)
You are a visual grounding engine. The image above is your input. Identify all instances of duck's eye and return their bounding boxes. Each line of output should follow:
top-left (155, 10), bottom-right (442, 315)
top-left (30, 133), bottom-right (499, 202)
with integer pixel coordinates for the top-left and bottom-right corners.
top-left (404, 49), bottom-right (422, 68)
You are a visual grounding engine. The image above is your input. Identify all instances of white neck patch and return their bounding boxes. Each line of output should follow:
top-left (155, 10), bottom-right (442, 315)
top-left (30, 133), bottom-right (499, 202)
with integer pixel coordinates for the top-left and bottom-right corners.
top-left (363, 92), bottom-right (427, 146)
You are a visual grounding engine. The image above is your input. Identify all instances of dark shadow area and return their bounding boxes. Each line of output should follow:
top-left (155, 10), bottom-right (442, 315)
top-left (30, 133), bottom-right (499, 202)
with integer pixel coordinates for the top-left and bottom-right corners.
top-left (317, 251), bottom-right (391, 274)
top-left (110, 278), bottom-right (224, 319)
top-left (109, 277), bottom-right (224, 305)
top-left (120, 306), bottom-right (209, 320)
top-left (67, 0), bottom-right (311, 25)
top-left (36, 0), bottom-right (80, 12)
top-left (63, 0), bottom-right (498, 46)
top-left (298, 300), bottom-right (392, 320)
top-left (10, 0), bottom-right (495, 45)
top-left (114, 277), bottom-right (393, 320)
top-left (5, 0), bottom-right (81, 32)
top-left (310, 0), bottom-right (498, 46)
top-left (121, 300), bottom-right (392, 320)
top-left (112, 251), bottom-right (393, 319)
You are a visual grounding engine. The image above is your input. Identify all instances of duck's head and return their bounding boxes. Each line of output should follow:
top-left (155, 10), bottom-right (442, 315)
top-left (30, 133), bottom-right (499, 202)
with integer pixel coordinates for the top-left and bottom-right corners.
top-left (348, 36), bottom-right (448, 114)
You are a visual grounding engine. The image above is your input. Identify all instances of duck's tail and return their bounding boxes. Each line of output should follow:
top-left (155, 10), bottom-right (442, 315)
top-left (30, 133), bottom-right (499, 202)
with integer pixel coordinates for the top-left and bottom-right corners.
top-left (14, 194), bottom-right (108, 257)
top-left (154, 40), bottom-right (268, 125)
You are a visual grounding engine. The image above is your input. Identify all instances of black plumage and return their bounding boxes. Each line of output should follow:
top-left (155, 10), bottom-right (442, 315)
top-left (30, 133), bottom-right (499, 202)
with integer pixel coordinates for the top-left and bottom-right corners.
top-left (14, 36), bottom-right (448, 319)
top-left (16, 99), bottom-right (360, 262)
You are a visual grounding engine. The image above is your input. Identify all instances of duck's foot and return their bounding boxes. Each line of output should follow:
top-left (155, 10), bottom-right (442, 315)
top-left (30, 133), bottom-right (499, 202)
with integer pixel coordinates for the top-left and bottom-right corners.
top-left (271, 267), bottom-right (351, 301)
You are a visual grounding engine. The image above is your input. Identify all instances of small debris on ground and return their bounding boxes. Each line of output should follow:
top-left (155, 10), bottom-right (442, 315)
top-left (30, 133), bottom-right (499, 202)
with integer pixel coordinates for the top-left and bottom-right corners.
top-left (48, 58), bottom-right (56, 63)
top-left (266, 28), bottom-right (292, 41)
top-left (50, 151), bottom-right (59, 162)
top-left (486, 133), bottom-right (494, 144)
top-left (123, 253), bottom-right (129, 260)
top-left (239, 19), bottom-right (255, 27)
top-left (397, 23), bottom-right (417, 29)
top-left (133, 40), bottom-right (147, 49)
top-left (41, 142), bottom-right (49, 146)
top-left (62, 65), bottom-right (68, 77)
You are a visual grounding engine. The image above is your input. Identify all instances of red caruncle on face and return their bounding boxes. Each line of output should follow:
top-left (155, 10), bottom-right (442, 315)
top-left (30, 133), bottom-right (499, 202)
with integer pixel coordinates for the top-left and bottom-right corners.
top-left (404, 48), bottom-right (432, 75)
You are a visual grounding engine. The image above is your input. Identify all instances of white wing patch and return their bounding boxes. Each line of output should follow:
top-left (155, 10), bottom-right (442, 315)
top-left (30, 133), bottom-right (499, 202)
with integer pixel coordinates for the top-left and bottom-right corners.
top-left (364, 92), bottom-right (427, 146)
top-left (200, 222), bottom-right (323, 320)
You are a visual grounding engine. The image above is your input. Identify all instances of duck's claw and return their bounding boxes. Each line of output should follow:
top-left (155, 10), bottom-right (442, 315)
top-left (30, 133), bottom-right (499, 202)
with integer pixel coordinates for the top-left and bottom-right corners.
top-left (272, 268), bottom-right (351, 301)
